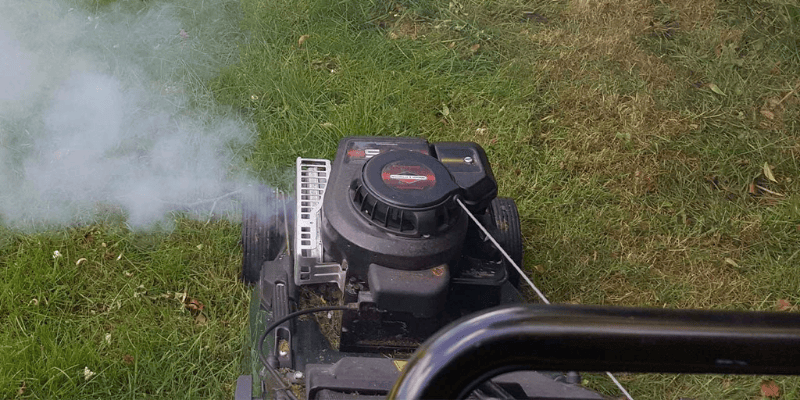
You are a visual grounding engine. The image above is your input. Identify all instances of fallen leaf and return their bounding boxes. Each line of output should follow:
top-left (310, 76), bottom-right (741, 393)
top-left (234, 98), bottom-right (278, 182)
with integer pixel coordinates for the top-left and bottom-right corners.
top-left (707, 83), bottom-right (726, 96)
top-left (195, 313), bottom-right (208, 325)
top-left (724, 258), bottom-right (740, 268)
top-left (298, 34), bottom-right (310, 46)
top-left (777, 299), bottom-right (792, 311)
top-left (441, 104), bottom-right (450, 117)
top-left (763, 162), bottom-right (777, 183)
top-left (123, 354), bottom-right (134, 364)
top-left (469, 44), bottom-right (480, 52)
top-left (75, 258), bottom-right (87, 266)
top-left (18, 381), bottom-right (25, 396)
top-left (760, 109), bottom-right (775, 120)
top-left (533, 265), bottom-right (545, 273)
top-left (761, 380), bottom-right (780, 398)
top-left (185, 298), bottom-right (204, 312)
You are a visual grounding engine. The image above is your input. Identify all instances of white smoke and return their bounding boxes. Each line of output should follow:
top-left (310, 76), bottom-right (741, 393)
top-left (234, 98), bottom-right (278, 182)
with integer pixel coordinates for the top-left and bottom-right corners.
top-left (0, 0), bottom-right (261, 230)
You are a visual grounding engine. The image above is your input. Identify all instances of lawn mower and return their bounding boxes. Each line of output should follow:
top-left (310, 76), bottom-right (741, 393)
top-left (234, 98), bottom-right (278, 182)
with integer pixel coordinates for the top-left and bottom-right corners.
top-left (235, 136), bottom-right (800, 400)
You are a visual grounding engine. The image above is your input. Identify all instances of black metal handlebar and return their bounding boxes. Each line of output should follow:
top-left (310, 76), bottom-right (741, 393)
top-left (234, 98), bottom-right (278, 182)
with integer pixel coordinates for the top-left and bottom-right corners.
top-left (389, 304), bottom-right (800, 400)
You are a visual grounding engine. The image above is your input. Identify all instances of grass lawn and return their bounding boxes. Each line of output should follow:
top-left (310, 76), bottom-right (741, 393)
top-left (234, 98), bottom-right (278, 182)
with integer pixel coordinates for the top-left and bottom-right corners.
top-left (2, 0), bottom-right (799, 398)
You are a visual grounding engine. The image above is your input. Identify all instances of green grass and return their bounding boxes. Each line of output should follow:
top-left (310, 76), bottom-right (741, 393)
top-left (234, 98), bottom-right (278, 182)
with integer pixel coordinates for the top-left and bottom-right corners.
top-left (2, 0), bottom-right (800, 398)
top-left (0, 221), bottom-right (249, 399)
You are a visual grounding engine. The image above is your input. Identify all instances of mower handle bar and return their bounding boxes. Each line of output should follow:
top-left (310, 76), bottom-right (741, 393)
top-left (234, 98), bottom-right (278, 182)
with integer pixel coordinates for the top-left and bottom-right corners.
top-left (389, 304), bottom-right (800, 400)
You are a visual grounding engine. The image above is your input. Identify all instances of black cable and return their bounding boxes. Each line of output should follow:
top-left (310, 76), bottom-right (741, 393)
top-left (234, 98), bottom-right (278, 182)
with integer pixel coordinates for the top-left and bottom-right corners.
top-left (257, 305), bottom-right (354, 394)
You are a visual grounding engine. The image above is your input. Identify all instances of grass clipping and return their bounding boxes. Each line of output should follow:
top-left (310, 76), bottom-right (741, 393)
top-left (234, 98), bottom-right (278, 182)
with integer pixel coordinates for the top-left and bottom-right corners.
top-left (298, 285), bottom-right (343, 350)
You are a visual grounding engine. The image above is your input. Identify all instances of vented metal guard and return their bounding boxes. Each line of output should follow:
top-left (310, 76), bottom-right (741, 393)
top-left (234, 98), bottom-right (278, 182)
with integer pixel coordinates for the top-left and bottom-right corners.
top-left (295, 158), bottom-right (346, 290)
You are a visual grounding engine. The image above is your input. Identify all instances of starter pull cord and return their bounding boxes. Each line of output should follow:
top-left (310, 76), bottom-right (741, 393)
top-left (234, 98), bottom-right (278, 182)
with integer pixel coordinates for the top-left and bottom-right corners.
top-left (455, 198), bottom-right (634, 400)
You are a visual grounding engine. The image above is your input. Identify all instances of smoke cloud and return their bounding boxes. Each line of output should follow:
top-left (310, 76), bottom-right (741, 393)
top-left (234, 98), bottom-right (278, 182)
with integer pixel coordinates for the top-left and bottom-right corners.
top-left (0, 0), bottom-right (260, 230)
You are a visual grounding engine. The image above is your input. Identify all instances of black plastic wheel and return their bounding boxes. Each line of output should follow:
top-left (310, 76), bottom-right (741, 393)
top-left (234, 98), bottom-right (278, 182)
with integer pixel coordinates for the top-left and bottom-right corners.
top-left (241, 185), bottom-right (286, 284)
top-left (489, 197), bottom-right (523, 287)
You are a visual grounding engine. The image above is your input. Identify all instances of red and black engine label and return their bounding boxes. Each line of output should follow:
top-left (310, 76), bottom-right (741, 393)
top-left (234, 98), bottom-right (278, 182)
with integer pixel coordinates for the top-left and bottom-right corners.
top-left (381, 162), bottom-right (436, 190)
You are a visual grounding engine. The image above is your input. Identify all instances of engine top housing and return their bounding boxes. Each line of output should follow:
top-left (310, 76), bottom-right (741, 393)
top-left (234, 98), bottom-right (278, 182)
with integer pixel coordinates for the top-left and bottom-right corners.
top-left (321, 137), bottom-right (497, 279)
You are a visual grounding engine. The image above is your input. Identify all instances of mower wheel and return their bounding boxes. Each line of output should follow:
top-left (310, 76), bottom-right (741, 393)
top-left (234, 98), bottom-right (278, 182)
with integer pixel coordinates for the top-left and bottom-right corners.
top-left (489, 197), bottom-right (523, 287)
top-left (241, 186), bottom-right (284, 284)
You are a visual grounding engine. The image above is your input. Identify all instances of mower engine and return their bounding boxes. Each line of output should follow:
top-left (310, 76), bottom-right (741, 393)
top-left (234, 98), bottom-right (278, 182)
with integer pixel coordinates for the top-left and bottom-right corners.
top-left (237, 137), bottom-right (604, 400)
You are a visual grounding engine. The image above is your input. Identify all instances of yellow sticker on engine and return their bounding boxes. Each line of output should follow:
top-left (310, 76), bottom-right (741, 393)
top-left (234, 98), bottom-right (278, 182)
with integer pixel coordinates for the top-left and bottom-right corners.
top-left (393, 360), bottom-right (407, 371)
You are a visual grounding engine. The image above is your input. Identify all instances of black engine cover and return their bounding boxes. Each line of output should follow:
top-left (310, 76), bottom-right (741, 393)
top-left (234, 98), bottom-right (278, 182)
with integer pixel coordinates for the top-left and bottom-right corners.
top-left (322, 137), bottom-right (499, 333)
top-left (322, 137), bottom-right (475, 279)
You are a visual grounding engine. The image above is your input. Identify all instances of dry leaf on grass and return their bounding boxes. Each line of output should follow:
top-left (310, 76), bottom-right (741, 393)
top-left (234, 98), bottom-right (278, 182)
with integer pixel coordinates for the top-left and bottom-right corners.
top-left (760, 109), bottom-right (775, 120)
top-left (761, 380), bottom-right (780, 398)
top-left (777, 299), bottom-right (792, 311)
top-left (707, 83), bottom-right (726, 96)
top-left (18, 381), bottom-right (25, 396)
top-left (195, 313), bottom-right (208, 325)
top-left (298, 34), bottom-right (310, 46)
top-left (749, 182), bottom-right (758, 196)
top-left (763, 162), bottom-right (777, 183)
top-left (123, 354), bottom-right (134, 364)
top-left (185, 298), bottom-right (204, 312)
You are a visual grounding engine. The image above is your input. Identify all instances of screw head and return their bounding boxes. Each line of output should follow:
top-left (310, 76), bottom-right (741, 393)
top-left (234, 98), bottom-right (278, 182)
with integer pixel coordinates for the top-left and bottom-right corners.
top-left (463, 156), bottom-right (474, 164)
